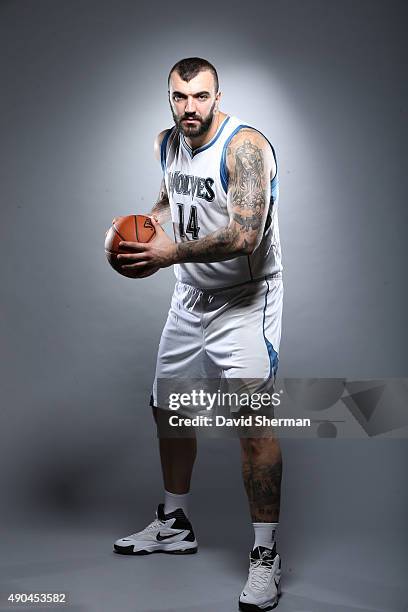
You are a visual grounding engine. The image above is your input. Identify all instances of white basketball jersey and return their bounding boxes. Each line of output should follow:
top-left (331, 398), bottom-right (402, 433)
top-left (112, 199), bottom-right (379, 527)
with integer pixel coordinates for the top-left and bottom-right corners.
top-left (160, 115), bottom-right (282, 290)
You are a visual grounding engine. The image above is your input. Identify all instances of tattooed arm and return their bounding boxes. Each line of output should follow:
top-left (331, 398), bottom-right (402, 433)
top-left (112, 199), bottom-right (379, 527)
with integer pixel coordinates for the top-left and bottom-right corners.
top-left (151, 131), bottom-right (171, 224)
top-left (174, 128), bottom-right (275, 263)
top-left (150, 176), bottom-right (171, 224)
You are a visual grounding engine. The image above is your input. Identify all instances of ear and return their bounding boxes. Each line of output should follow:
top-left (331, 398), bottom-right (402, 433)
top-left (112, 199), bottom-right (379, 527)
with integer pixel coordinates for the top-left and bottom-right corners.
top-left (215, 90), bottom-right (222, 111)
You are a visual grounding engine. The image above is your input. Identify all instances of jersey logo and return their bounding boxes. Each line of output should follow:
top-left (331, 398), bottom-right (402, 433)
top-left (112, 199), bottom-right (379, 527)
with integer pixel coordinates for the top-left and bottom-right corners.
top-left (168, 171), bottom-right (215, 202)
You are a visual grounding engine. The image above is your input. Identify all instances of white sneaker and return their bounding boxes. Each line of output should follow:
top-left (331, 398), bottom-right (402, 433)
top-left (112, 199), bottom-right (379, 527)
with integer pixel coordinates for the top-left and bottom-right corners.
top-left (113, 504), bottom-right (198, 555)
top-left (239, 545), bottom-right (282, 611)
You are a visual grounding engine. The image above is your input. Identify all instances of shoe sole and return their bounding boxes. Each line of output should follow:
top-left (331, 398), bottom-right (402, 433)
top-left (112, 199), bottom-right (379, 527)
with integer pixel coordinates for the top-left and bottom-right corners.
top-left (238, 591), bottom-right (280, 611)
top-left (238, 600), bottom-right (278, 612)
top-left (113, 544), bottom-right (198, 556)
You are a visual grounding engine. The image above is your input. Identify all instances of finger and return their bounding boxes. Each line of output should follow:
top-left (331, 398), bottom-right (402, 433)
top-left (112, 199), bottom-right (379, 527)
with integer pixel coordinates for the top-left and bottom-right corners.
top-left (144, 213), bottom-right (159, 222)
top-left (118, 241), bottom-right (149, 252)
top-left (121, 261), bottom-right (150, 270)
top-left (117, 252), bottom-right (149, 262)
top-left (150, 216), bottom-right (164, 233)
top-left (112, 216), bottom-right (123, 225)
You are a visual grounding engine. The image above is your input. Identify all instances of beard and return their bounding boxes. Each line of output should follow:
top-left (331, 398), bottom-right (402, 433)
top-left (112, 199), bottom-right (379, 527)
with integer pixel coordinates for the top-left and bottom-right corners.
top-left (172, 101), bottom-right (216, 138)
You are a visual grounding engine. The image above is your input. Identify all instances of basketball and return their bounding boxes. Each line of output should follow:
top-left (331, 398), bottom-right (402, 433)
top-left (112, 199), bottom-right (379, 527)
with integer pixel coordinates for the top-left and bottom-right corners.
top-left (105, 214), bottom-right (156, 277)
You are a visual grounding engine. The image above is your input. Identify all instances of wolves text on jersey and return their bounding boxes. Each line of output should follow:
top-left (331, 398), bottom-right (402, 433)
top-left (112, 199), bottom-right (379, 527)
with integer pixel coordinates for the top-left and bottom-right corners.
top-left (168, 171), bottom-right (215, 202)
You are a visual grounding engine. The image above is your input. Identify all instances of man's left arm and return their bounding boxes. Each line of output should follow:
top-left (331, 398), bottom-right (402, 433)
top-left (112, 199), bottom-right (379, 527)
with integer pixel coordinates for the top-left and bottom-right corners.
top-left (118, 129), bottom-right (274, 273)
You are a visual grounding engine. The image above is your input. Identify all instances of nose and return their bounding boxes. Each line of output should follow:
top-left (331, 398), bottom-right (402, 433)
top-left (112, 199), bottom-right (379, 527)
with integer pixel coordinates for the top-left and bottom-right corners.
top-left (184, 96), bottom-right (197, 114)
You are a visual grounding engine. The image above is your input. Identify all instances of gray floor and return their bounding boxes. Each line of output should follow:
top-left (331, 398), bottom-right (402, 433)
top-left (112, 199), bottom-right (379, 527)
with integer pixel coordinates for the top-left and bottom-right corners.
top-left (1, 523), bottom-right (406, 612)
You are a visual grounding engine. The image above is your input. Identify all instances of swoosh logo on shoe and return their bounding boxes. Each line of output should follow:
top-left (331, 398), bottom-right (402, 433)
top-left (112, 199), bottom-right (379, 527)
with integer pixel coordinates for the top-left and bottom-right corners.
top-left (156, 531), bottom-right (185, 541)
top-left (242, 592), bottom-right (247, 597)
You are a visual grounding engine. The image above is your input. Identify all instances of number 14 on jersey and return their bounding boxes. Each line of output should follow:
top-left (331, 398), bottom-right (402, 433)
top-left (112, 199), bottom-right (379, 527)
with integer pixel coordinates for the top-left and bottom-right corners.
top-left (177, 203), bottom-right (200, 240)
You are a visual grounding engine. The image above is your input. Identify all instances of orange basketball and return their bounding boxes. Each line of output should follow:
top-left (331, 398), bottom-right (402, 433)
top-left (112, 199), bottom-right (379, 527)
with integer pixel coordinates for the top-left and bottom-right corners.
top-left (105, 215), bottom-right (156, 277)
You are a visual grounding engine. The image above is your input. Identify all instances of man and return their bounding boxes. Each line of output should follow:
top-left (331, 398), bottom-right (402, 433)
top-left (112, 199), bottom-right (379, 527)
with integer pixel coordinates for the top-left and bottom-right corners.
top-left (113, 58), bottom-right (283, 611)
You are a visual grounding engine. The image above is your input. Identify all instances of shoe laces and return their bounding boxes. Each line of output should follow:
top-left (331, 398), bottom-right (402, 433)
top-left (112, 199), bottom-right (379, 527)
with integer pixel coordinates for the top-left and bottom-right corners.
top-left (249, 555), bottom-right (275, 592)
top-left (133, 517), bottom-right (164, 536)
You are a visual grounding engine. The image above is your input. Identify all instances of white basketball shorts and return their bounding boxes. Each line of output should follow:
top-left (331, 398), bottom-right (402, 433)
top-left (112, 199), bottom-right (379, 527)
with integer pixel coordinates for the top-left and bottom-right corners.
top-left (150, 276), bottom-right (283, 413)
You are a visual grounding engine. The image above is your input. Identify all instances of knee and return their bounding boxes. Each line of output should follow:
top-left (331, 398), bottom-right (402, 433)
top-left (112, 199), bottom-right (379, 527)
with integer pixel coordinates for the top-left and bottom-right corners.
top-left (240, 437), bottom-right (281, 461)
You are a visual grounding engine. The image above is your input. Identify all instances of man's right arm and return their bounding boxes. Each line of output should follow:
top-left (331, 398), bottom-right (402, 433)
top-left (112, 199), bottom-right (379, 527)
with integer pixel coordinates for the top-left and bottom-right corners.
top-left (150, 131), bottom-right (171, 224)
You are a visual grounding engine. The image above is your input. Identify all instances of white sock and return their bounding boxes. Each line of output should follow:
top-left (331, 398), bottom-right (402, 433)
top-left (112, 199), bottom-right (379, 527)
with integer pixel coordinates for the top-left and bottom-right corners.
top-left (253, 522), bottom-right (279, 550)
top-left (164, 489), bottom-right (190, 516)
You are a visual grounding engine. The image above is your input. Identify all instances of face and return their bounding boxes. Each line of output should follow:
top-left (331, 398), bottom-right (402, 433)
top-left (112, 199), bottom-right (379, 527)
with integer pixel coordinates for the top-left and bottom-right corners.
top-left (168, 69), bottom-right (220, 138)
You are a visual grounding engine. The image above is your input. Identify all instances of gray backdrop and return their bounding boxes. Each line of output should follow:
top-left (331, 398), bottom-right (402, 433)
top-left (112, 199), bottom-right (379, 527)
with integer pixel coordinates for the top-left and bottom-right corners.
top-left (0, 1), bottom-right (407, 611)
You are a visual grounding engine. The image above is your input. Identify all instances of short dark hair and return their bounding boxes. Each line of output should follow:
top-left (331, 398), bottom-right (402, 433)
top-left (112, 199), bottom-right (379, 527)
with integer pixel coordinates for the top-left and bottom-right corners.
top-left (168, 57), bottom-right (219, 93)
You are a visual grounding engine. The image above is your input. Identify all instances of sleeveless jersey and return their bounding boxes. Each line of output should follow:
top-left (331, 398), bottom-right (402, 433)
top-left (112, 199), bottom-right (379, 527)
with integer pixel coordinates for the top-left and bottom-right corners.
top-left (160, 115), bottom-right (282, 290)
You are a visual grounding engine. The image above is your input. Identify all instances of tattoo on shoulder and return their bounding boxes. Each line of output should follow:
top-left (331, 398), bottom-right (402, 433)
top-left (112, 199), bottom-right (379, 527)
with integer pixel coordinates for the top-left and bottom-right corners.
top-left (230, 139), bottom-right (266, 212)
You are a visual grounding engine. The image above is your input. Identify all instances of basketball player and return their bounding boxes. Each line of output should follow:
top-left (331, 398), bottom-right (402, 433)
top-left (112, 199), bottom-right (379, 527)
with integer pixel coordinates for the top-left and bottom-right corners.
top-left (113, 58), bottom-right (283, 611)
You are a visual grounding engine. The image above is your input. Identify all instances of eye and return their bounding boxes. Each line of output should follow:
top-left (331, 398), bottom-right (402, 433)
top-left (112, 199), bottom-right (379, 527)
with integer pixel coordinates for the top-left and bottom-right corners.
top-left (198, 94), bottom-right (209, 101)
top-left (173, 94), bottom-right (182, 102)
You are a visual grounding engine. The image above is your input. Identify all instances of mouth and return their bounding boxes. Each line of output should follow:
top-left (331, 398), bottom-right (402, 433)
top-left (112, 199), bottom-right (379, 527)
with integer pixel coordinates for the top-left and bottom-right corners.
top-left (183, 118), bottom-right (200, 123)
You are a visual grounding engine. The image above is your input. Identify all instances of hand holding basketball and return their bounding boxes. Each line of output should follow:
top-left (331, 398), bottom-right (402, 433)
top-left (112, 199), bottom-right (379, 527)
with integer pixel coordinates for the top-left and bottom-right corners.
top-left (105, 214), bottom-right (159, 278)
top-left (116, 217), bottom-right (177, 276)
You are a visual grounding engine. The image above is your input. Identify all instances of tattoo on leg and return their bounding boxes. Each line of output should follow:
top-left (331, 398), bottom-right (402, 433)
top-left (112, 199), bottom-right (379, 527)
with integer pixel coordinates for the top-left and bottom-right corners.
top-left (242, 458), bottom-right (282, 522)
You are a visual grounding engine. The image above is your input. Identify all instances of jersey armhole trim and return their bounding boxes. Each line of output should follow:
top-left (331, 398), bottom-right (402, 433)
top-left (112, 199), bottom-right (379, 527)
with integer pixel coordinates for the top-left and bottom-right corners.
top-left (219, 124), bottom-right (249, 193)
top-left (160, 128), bottom-right (173, 173)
